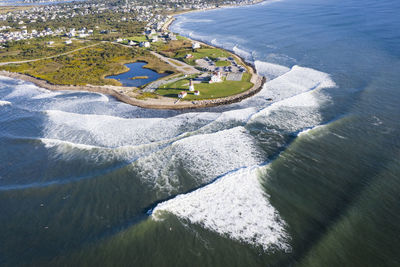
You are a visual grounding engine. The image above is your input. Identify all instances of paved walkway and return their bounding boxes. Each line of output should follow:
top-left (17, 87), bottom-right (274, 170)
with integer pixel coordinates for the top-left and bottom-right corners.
top-left (142, 74), bottom-right (184, 92)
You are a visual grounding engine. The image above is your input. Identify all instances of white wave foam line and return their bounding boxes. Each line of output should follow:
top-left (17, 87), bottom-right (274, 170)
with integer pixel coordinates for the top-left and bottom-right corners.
top-left (133, 127), bottom-right (263, 192)
top-left (44, 110), bottom-right (220, 147)
top-left (40, 137), bottom-right (163, 164)
top-left (297, 124), bottom-right (326, 137)
top-left (0, 100), bottom-right (11, 106)
top-left (259, 0), bottom-right (284, 6)
top-left (233, 45), bottom-right (252, 60)
top-left (41, 138), bottom-right (98, 150)
top-left (3, 82), bottom-right (42, 100)
top-left (256, 65), bottom-right (336, 102)
top-left (31, 90), bottom-right (64, 99)
top-left (254, 60), bottom-right (290, 79)
top-left (248, 90), bottom-right (329, 132)
top-left (152, 166), bottom-right (290, 251)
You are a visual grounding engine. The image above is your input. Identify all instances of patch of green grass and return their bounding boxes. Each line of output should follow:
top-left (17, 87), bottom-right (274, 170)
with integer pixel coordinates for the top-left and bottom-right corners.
top-left (0, 38), bottom-right (97, 62)
top-left (126, 36), bottom-right (148, 43)
top-left (156, 73), bottom-right (253, 100)
top-left (215, 60), bottom-right (230, 67)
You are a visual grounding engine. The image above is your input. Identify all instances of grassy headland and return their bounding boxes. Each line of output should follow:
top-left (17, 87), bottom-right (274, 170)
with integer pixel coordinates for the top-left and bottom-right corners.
top-left (0, 42), bottom-right (173, 86)
top-left (156, 73), bottom-right (253, 100)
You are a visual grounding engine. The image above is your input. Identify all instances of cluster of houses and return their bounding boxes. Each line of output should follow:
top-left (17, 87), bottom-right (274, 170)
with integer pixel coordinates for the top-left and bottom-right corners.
top-left (0, 26), bottom-right (63, 43)
top-left (0, 25), bottom-right (94, 44)
top-left (115, 31), bottom-right (178, 48)
top-left (0, 0), bottom-right (261, 45)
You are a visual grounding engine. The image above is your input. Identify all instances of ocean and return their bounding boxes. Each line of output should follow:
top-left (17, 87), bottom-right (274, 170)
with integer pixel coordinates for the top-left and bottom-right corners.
top-left (0, 0), bottom-right (399, 265)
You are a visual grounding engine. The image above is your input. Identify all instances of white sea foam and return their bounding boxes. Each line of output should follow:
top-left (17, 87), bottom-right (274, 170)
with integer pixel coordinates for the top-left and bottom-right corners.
top-left (249, 90), bottom-right (330, 132)
top-left (256, 65), bottom-right (336, 102)
top-left (4, 82), bottom-right (42, 99)
top-left (233, 45), bottom-right (253, 60)
top-left (134, 126), bottom-right (263, 192)
top-left (255, 60), bottom-right (290, 79)
top-left (0, 100), bottom-right (11, 106)
top-left (44, 109), bottom-right (221, 147)
top-left (31, 91), bottom-right (64, 99)
top-left (152, 166), bottom-right (289, 251)
top-left (41, 138), bottom-right (98, 150)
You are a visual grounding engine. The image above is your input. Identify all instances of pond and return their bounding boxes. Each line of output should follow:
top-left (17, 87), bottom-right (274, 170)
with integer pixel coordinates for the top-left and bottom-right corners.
top-left (106, 62), bottom-right (168, 87)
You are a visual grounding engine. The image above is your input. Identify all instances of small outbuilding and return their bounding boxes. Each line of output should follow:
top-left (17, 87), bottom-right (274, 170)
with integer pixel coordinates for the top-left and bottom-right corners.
top-left (178, 91), bottom-right (187, 98)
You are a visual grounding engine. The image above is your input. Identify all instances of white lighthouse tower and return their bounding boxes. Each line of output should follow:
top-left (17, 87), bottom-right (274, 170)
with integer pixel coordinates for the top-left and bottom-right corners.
top-left (189, 79), bottom-right (195, 91)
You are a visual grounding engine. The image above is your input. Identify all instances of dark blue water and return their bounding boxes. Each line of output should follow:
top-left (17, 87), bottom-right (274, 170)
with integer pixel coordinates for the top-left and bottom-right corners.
top-left (105, 62), bottom-right (167, 87)
top-left (0, 0), bottom-right (399, 266)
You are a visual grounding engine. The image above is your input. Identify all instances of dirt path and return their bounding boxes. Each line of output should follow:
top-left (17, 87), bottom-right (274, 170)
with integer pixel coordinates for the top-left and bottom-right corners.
top-left (0, 43), bottom-right (100, 66)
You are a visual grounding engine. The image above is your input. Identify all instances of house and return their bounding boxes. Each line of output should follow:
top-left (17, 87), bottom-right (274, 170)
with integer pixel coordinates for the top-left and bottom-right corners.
top-left (47, 41), bottom-right (54, 45)
top-left (151, 36), bottom-right (158, 42)
top-left (128, 40), bottom-right (136, 46)
top-left (194, 90), bottom-right (200, 96)
top-left (192, 42), bottom-right (201, 49)
top-left (139, 41), bottom-right (150, 47)
top-left (116, 38), bottom-right (123, 42)
top-left (185, 54), bottom-right (193, 59)
top-left (189, 79), bottom-right (195, 91)
top-left (178, 91), bottom-right (187, 98)
top-left (209, 71), bottom-right (222, 83)
top-left (65, 39), bottom-right (72, 44)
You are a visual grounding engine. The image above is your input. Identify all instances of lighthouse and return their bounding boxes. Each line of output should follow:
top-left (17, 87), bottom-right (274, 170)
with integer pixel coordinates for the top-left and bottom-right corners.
top-left (189, 79), bottom-right (195, 91)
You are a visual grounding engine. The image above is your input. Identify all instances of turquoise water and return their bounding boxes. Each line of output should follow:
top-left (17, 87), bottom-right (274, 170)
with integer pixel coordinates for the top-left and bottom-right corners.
top-left (0, 0), bottom-right (399, 266)
top-left (105, 62), bottom-right (168, 87)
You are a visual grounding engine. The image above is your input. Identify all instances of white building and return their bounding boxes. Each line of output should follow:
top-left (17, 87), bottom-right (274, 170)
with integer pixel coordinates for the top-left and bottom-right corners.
top-left (139, 41), bottom-right (150, 48)
top-left (194, 90), bottom-right (200, 96)
top-left (192, 42), bottom-right (201, 49)
top-left (189, 79), bottom-right (195, 91)
top-left (209, 71), bottom-right (222, 83)
top-left (178, 91), bottom-right (187, 98)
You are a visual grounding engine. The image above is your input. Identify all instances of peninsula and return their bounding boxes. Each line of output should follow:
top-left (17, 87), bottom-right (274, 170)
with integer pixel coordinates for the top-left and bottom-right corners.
top-left (0, 0), bottom-right (265, 109)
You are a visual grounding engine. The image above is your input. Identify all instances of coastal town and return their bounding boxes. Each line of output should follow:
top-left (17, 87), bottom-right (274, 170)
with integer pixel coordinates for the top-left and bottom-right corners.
top-left (0, 0), bottom-right (264, 108)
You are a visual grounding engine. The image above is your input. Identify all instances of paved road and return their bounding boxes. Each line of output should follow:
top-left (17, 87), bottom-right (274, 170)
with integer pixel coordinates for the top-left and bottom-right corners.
top-left (149, 51), bottom-right (200, 75)
top-left (142, 74), bottom-right (185, 92)
top-left (0, 43), bottom-right (100, 66)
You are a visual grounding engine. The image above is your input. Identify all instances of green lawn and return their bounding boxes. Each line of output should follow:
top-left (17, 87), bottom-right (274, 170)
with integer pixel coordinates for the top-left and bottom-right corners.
top-left (215, 60), bottom-right (230, 67)
top-left (156, 73), bottom-right (253, 100)
top-left (126, 36), bottom-right (148, 43)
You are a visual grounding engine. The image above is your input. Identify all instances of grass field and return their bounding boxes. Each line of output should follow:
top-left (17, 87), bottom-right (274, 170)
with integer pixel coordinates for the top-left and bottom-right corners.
top-left (126, 36), bottom-right (148, 43)
top-left (174, 48), bottom-right (231, 65)
top-left (0, 38), bottom-right (97, 62)
top-left (156, 73), bottom-right (253, 100)
top-left (0, 42), bottom-right (175, 86)
top-left (215, 60), bottom-right (230, 67)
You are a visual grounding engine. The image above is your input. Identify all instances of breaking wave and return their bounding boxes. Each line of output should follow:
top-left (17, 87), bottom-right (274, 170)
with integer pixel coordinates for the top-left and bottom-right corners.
top-left (0, 100), bottom-right (11, 106)
top-left (152, 166), bottom-right (290, 251)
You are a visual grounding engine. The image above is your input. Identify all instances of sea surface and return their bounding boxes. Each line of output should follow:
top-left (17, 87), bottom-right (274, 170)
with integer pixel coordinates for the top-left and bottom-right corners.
top-left (0, 0), bottom-right (399, 266)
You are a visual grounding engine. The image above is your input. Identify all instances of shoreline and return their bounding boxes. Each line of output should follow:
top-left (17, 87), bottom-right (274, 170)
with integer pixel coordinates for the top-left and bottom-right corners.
top-left (0, 1), bottom-right (266, 110)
